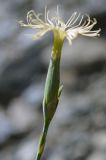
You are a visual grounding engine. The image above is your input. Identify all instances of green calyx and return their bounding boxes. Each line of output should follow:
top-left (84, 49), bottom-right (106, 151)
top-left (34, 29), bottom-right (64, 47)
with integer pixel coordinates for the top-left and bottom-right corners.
top-left (35, 29), bottom-right (64, 160)
top-left (43, 29), bottom-right (64, 123)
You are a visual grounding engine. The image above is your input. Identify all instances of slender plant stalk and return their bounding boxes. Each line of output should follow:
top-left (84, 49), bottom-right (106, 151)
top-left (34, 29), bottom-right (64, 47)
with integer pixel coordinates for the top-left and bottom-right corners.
top-left (35, 122), bottom-right (49, 160)
top-left (35, 31), bottom-right (64, 160)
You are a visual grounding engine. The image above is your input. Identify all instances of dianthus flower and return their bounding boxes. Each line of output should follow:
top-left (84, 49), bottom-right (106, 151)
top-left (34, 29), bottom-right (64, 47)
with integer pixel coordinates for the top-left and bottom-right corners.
top-left (19, 7), bottom-right (101, 44)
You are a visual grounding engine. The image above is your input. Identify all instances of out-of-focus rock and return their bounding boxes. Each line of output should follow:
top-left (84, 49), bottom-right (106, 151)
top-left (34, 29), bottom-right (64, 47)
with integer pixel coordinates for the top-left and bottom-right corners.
top-left (0, 109), bottom-right (13, 145)
top-left (22, 82), bottom-right (44, 107)
top-left (0, 48), bottom-right (45, 105)
top-left (34, 0), bottom-right (106, 15)
top-left (0, 0), bottom-right (106, 160)
top-left (0, 19), bottom-right (17, 41)
top-left (64, 0), bottom-right (106, 15)
top-left (87, 151), bottom-right (106, 160)
top-left (15, 137), bottom-right (38, 160)
top-left (7, 98), bottom-right (41, 134)
top-left (92, 132), bottom-right (106, 151)
top-left (48, 132), bottom-right (92, 160)
top-left (87, 74), bottom-right (106, 105)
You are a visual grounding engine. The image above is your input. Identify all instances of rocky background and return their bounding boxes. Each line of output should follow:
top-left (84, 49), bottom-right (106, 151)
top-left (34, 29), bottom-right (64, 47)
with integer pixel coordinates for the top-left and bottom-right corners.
top-left (0, 0), bottom-right (106, 160)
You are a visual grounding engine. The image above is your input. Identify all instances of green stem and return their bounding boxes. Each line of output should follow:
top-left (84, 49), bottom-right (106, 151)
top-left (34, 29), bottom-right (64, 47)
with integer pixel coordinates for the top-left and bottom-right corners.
top-left (35, 122), bottom-right (49, 160)
top-left (35, 30), bottom-right (64, 160)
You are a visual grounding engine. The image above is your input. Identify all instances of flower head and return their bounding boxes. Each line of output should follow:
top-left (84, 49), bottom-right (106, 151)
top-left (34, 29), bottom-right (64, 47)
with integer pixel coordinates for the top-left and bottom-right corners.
top-left (19, 7), bottom-right (101, 44)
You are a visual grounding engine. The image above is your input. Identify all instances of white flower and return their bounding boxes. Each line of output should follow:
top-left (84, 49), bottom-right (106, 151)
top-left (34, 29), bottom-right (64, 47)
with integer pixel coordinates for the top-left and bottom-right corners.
top-left (19, 7), bottom-right (101, 44)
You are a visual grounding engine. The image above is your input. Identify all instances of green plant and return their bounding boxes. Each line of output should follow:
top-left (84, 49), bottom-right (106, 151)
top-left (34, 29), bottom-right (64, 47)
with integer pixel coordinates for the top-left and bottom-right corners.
top-left (19, 7), bottom-right (100, 160)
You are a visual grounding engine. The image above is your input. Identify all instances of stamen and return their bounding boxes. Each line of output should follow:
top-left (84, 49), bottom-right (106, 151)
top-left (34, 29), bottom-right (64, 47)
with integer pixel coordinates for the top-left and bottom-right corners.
top-left (46, 11), bottom-right (54, 26)
top-left (27, 10), bottom-right (33, 24)
top-left (45, 7), bottom-right (47, 22)
top-left (84, 15), bottom-right (92, 27)
top-left (66, 12), bottom-right (77, 26)
top-left (77, 15), bottom-right (84, 27)
top-left (66, 36), bottom-right (72, 45)
top-left (51, 17), bottom-right (58, 26)
top-left (81, 32), bottom-right (100, 36)
top-left (82, 20), bottom-right (97, 30)
top-left (57, 5), bottom-right (59, 19)
top-left (67, 15), bottom-right (84, 30)
top-left (56, 5), bottom-right (61, 26)
top-left (67, 13), bottom-right (81, 27)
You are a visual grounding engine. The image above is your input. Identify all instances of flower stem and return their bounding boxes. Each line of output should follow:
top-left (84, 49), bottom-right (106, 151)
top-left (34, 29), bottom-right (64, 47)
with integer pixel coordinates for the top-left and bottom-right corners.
top-left (35, 31), bottom-right (64, 160)
top-left (35, 122), bottom-right (49, 160)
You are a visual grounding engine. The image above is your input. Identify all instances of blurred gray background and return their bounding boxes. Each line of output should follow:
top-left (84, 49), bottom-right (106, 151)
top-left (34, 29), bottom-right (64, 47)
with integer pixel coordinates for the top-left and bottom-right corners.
top-left (0, 0), bottom-right (106, 160)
